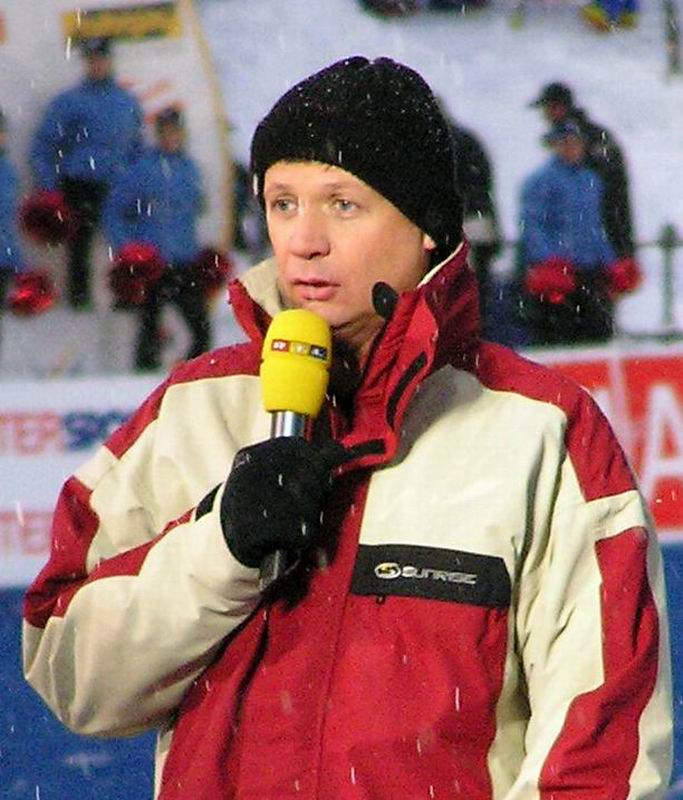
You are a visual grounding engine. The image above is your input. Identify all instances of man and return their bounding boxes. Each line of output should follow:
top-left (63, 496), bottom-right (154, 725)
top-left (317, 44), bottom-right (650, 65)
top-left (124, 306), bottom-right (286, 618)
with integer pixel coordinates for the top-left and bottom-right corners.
top-left (0, 109), bottom-right (58, 322)
top-left (0, 109), bottom-right (26, 307)
top-left (29, 37), bottom-right (143, 308)
top-left (23, 57), bottom-right (672, 799)
top-left (441, 105), bottom-right (500, 330)
top-left (518, 120), bottom-right (618, 345)
top-left (581, 0), bottom-right (639, 30)
top-left (529, 80), bottom-right (635, 259)
top-left (359, 0), bottom-right (425, 15)
top-left (104, 107), bottom-right (209, 371)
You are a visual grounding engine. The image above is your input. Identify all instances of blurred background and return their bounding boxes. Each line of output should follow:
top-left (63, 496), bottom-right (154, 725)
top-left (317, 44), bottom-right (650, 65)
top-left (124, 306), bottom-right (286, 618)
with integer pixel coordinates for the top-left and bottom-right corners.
top-left (1, 0), bottom-right (682, 796)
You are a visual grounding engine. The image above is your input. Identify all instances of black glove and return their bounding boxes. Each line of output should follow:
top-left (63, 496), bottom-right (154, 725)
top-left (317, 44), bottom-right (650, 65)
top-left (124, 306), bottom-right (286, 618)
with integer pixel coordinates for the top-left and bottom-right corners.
top-left (220, 436), bottom-right (347, 568)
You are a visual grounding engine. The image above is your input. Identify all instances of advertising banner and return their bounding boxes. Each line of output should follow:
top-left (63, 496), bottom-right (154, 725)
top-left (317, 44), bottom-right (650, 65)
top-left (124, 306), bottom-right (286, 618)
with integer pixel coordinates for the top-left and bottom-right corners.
top-left (535, 341), bottom-right (683, 541)
top-left (1, 341), bottom-right (682, 588)
top-left (0, 374), bottom-right (158, 587)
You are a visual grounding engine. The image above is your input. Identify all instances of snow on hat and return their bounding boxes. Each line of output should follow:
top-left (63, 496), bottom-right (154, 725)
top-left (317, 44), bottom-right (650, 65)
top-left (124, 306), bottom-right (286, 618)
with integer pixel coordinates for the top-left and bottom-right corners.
top-left (250, 56), bottom-right (463, 258)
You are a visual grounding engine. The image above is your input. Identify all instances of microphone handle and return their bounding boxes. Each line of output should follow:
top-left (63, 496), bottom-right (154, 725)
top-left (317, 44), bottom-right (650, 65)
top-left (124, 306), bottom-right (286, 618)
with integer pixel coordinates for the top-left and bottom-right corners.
top-left (269, 409), bottom-right (309, 439)
top-left (259, 410), bottom-right (310, 593)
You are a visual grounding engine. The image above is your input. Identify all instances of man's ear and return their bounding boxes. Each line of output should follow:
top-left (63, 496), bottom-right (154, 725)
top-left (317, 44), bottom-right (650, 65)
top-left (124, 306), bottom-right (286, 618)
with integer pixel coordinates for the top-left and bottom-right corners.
top-left (422, 233), bottom-right (437, 252)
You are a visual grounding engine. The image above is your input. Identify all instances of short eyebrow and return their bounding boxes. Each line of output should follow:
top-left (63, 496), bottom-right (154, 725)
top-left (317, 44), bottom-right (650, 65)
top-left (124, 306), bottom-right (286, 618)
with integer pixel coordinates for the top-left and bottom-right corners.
top-left (263, 182), bottom-right (292, 193)
top-left (263, 180), bottom-right (362, 194)
top-left (324, 181), bottom-right (358, 192)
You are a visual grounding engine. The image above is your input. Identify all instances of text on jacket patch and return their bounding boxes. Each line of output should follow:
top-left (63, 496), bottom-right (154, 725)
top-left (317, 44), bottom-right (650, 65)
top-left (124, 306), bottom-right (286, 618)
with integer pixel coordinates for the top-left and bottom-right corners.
top-left (374, 562), bottom-right (478, 584)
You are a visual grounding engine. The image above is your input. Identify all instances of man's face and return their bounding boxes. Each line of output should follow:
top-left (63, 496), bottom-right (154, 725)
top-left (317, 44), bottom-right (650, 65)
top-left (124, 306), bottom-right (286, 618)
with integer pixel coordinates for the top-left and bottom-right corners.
top-left (542, 101), bottom-right (568, 124)
top-left (552, 134), bottom-right (585, 165)
top-left (263, 161), bottom-right (435, 357)
top-left (84, 53), bottom-right (112, 81)
top-left (157, 124), bottom-right (185, 153)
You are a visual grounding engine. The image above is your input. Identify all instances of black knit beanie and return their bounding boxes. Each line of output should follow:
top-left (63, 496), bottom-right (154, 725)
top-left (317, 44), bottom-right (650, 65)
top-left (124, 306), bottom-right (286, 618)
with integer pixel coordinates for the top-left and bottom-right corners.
top-left (250, 56), bottom-right (463, 259)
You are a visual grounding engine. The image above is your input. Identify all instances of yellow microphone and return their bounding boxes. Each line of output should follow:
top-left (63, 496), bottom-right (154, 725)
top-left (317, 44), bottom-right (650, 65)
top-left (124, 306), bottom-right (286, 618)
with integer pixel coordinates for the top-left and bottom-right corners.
top-left (258, 309), bottom-right (332, 589)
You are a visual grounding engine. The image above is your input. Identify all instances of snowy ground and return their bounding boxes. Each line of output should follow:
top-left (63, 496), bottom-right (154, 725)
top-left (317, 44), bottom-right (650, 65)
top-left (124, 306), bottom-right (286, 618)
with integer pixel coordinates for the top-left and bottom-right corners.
top-left (199, 0), bottom-right (683, 336)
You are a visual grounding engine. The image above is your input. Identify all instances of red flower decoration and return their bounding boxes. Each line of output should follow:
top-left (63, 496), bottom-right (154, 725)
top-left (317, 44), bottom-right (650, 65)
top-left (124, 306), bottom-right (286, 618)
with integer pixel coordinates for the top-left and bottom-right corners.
top-left (193, 247), bottom-right (235, 297)
top-left (525, 258), bottom-right (577, 304)
top-left (8, 270), bottom-right (58, 316)
top-left (607, 257), bottom-right (642, 297)
top-left (109, 242), bottom-right (165, 306)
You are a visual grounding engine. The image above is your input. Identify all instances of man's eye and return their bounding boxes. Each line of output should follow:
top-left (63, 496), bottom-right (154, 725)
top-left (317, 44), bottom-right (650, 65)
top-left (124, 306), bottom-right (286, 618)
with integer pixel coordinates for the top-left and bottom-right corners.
top-left (271, 198), bottom-right (295, 213)
top-left (335, 199), bottom-right (357, 213)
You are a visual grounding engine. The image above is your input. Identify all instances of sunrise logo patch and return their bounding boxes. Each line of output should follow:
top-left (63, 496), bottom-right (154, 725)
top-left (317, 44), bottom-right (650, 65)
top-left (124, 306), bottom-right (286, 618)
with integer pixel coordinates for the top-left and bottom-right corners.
top-left (351, 543), bottom-right (511, 607)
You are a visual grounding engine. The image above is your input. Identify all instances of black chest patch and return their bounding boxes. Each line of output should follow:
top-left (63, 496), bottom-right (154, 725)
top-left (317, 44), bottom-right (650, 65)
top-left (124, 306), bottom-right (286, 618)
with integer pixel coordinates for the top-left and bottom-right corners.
top-left (351, 544), bottom-right (511, 607)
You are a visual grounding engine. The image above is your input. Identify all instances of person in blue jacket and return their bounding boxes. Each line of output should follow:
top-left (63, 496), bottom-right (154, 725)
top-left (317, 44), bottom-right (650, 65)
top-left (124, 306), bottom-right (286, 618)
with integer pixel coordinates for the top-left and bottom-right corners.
top-left (105, 107), bottom-right (209, 371)
top-left (518, 121), bottom-right (617, 346)
top-left (581, 0), bottom-right (639, 30)
top-left (0, 109), bottom-right (26, 308)
top-left (30, 37), bottom-right (143, 308)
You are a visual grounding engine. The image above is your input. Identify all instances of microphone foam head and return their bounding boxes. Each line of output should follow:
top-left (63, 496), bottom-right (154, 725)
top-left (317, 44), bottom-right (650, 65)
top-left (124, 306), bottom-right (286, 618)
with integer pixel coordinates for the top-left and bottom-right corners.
top-left (260, 309), bottom-right (332, 417)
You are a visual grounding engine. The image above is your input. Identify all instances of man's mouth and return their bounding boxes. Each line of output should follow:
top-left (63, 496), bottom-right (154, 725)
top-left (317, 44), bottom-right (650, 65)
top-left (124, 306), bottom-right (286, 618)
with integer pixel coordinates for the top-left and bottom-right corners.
top-left (294, 278), bottom-right (338, 302)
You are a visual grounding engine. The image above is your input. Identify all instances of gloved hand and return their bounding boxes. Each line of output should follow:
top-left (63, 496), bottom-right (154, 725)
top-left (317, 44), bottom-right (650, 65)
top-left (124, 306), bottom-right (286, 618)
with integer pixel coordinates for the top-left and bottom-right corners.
top-left (606, 257), bottom-right (642, 297)
top-left (524, 257), bottom-right (577, 304)
top-left (220, 437), bottom-right (347, 568)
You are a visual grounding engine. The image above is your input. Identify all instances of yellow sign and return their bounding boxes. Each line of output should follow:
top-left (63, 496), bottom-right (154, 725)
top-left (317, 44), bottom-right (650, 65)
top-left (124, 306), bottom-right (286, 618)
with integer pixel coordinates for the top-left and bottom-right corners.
top-left (62, 2), bottom-right (181, 43)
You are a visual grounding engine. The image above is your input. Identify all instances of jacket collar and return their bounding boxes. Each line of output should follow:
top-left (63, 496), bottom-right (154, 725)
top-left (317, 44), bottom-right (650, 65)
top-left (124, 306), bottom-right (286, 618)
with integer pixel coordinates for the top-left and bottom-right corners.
top-left (228, 242), bottom-right (480, 468)
top-left (82, 77), bottom-right (115, 90)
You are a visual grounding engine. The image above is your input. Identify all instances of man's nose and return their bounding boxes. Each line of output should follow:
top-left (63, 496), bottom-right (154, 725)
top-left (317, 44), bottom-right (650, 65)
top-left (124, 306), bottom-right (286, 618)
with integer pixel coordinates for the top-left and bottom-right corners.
top-left (288, 210), bottom-right (330, 260)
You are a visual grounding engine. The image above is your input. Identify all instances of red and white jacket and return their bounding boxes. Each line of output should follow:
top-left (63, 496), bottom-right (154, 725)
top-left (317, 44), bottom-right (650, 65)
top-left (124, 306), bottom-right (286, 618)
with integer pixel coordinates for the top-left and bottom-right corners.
top-left (23, 245), bottom-right (672, 799)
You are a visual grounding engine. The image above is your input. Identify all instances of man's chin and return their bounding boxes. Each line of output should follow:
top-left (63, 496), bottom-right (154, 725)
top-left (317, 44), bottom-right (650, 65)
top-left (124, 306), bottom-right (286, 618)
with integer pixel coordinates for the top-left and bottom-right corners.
top-left (294, 299), bottom-right (344, 328)
top-left (280, 295), bottom-right (378, 349)
top-left (330, 315), bottom-right (384, 356)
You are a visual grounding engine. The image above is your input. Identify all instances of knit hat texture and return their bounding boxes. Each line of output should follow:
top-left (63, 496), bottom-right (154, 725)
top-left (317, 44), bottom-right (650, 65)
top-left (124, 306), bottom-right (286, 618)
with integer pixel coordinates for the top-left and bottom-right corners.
top-left (250, 56), bottom-right (463, 257)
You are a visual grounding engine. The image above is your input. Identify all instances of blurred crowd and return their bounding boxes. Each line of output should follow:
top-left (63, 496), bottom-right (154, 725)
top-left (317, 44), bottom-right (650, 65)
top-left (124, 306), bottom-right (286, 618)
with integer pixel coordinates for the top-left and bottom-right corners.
top-left (436, 80), bottom-right (641, 348)
top-left (514, 81), bottom-right (640, 347)
top-left (357, 0), bottom-right (641, 31)
top-left (0, 33), bottom-right (645, 374)
top-left (1, 36), bottom-right (233, 372)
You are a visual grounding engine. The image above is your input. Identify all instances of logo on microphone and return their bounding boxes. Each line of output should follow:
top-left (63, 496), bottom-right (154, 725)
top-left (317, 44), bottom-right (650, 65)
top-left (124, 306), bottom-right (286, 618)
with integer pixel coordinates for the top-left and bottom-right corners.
top-left (271, 339), bottom-right (328, 361)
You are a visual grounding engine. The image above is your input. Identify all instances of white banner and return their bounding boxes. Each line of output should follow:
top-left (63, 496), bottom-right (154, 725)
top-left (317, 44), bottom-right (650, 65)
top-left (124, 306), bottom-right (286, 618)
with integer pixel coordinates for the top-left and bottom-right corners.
top-left (0, 374), bottom-right (159, 587)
